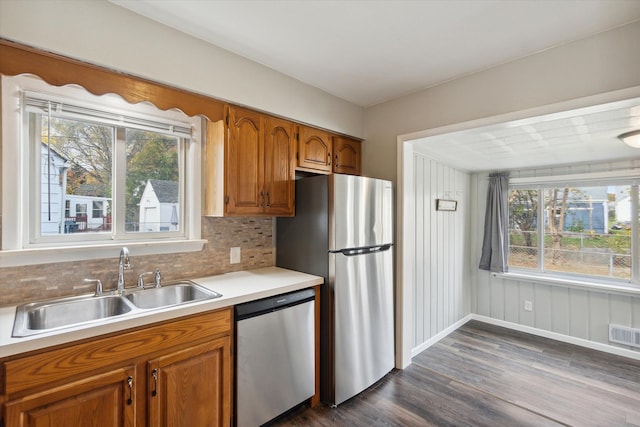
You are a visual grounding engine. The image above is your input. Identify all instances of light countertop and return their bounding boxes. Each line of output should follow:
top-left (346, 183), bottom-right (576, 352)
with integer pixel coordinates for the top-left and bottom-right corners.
top-left (0, 266), bottom-right (323, 358)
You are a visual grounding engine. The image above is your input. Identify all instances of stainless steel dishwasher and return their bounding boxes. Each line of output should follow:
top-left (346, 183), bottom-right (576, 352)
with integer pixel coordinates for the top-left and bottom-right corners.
top-left (235, 288), bottom-right (315, 427)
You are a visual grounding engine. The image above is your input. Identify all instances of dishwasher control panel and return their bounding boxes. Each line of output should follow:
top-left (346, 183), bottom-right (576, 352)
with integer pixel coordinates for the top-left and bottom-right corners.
top-left (235, 287), bottom-right (315, 320)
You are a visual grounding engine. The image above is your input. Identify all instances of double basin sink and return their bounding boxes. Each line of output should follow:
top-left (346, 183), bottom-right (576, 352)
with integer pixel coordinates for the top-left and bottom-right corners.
top-left (12, 281), bottom-right (222, 337)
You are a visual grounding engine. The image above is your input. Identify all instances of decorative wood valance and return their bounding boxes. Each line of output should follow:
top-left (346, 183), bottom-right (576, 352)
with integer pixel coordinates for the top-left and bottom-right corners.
top-left (0, 39), bottom-right (224, 122)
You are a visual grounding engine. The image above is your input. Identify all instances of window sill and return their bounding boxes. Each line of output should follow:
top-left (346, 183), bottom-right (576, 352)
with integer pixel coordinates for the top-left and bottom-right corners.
top-left (494, 271), bottom-right (640, 297)
top-left (0, 240), bottom-right (207, 268)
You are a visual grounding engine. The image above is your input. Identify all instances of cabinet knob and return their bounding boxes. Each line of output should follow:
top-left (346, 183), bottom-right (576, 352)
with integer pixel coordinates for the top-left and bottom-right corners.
top-left (327, 152), bottom-right (331, 166)
top-left (335, 154), bottom-right (339, 168)
top-left (260, 191), bottom-right (265, 207)
top-left (266, 192), bottom-right (271, 207)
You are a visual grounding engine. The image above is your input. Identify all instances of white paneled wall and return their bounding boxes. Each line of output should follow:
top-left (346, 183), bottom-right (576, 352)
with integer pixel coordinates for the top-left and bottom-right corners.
top-left (475, 273), bottom-right (640, 346)
top-left (412, 154), bottom-right (471, 351)
top-left (470, 160), bottom-right (640, 353)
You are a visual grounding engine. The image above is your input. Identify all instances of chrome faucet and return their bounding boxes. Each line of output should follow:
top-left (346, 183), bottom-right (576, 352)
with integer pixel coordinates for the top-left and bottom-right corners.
top-left (117, 247), bottom-right (131, 294)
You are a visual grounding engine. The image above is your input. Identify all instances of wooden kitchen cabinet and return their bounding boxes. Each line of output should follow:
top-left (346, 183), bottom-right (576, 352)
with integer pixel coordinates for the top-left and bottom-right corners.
top-left (296, 128), bottom-right (361, 176)
top-left (5, 365), bottom-right (137, 427)
top-left (204, 104), bottom-right (363, 217)
top-left (263, 116), bottom-right (296, 215)
top-left (225, 106), bottom-right (264, 215)
top-left (205, 106), bottom-right (295, 216)
top-left (1, 309), bottom-right (232, 427)
top-left (296, 125), bottom-right (333, 174)
top-left (332, 136), bottom-right (362, 176)
top-left (148, 337), bottom-right (230, 427)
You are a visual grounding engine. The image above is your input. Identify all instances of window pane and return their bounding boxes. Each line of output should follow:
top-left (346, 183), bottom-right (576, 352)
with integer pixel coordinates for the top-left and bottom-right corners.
top-left (543, 186), bottom-right (631, 280)
top-left (508, 189), bottom-right (539, 269)
top-left (39, 115), bottom-right (113, 235)
top-left (126, 130), bottom-right (181, 233)
top-left (92, 201), bottom-right (104, 218)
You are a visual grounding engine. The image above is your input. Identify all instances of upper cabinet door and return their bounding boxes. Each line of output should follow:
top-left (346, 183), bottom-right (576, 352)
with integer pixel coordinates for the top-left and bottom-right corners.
top-left (264, 117), bottom-right (296, 216)
top-left (226, 106), bottom-right (264, 215)
top-left (332, 136), bottom-right (362, 176)
top-left (297, 126), bottom-right (332, 174)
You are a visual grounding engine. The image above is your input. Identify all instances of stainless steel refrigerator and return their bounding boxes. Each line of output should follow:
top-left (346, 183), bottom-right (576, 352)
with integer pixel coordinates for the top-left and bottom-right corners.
top-left (276, 174), bottom-right (394, 406)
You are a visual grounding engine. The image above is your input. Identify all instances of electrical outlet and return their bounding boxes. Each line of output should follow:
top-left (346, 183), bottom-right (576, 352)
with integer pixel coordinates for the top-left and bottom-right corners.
top-left (230, 247), bottom-right (241, 264)
top-left (524, 300), bottom-right (533, 312)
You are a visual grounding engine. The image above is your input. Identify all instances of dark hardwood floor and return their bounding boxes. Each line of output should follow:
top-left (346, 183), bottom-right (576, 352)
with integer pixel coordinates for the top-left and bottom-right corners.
top-left (273, 320), bottom-right (640, 426)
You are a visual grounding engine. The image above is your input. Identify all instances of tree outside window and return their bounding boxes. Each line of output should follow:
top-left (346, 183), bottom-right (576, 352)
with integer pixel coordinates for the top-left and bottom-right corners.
top-left (36, 111), bottom-right (182, 236)
top-left (508, 184), bottom-right (635, 282)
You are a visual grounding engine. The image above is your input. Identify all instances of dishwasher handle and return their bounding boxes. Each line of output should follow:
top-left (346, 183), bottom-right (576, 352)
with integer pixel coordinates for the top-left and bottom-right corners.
top-left (235, 288), bottom-right (316, 321)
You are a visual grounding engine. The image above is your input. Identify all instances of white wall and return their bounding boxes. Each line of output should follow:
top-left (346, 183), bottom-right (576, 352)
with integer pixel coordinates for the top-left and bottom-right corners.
top-left (470, 160), bottom-right (640, 354)
top-left (396, 145), bottom-right (471, 367)
top-left (364, 21), bottom-right (640, 182)
top-left (385, 21), bottom-right (639, 366)
top-left (411, 155), bottom-right (470, 353)
top-left (0, 0), bottom-right (363, 138)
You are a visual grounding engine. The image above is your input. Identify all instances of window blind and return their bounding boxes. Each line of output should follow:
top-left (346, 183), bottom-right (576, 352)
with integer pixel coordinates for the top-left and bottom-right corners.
top-left (23, 91), bottom-right (193, 138)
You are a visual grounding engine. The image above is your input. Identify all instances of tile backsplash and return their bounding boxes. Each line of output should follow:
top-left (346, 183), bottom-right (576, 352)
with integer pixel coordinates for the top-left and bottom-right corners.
top-left (0, 217), bottom-right (274, 307)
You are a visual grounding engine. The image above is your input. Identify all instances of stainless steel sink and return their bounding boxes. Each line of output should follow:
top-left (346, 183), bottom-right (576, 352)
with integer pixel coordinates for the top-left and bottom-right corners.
top-left (125, 281), bottom-right (221, 309)
top-left (13, 295), bottom-right (136, 337)
top-left (12, 281), bottom-right (222, 337)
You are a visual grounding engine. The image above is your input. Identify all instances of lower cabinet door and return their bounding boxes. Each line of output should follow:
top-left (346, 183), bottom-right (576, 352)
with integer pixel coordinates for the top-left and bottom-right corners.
top-left (5, 365), bottom-right (137, 427)
top-left (147, 337), bottom-right (231, 427)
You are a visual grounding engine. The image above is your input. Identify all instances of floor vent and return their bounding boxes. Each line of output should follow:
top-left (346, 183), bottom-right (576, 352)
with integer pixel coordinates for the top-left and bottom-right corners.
top-left (609, 324), bottom-right (640, 348)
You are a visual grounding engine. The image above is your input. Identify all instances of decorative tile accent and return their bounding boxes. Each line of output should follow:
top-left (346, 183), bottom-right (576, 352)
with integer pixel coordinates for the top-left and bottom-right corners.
top-left (0, 217), bottom-right (274, 307)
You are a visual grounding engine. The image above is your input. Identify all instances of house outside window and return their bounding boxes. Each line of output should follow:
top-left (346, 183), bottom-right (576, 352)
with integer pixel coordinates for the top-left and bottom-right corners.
top-left (29, 105), bottom-right (184, 239)
top-left (75, 203), bottom-right (87, 216)
top-left (508, 181), bottom-right (639, 285)
top-left (138, 179), bottom-right (180, 232)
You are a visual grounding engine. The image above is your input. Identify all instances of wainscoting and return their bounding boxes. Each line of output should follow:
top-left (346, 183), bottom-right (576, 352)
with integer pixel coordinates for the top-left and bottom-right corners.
top-left (475, 273), bottom-right (640, 354)
top-left (276, 320), bottom-right (640, 426)
top-left (470, 160), bottom-right (640, 356)
top-left (411, 155), bottom-right (471, 352)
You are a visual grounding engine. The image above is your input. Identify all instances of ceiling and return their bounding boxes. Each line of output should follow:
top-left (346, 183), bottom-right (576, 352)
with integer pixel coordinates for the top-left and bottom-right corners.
top-left (110, 0), bottom-right (640, 171)
top-left (411, 97), bottom-right (640, 172)
top-left (110, 0), bottom-right (640, 108)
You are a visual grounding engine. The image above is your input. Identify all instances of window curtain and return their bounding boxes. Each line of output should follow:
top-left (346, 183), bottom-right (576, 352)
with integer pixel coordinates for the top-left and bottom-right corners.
top-left (479, 172), bottom-right (509, 273)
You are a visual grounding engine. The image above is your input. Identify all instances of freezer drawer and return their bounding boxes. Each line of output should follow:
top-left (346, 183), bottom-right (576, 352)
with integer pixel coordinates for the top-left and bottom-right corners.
top-left (332, 247), bottom-right (394, 405)
top-left (235, 290), bottom-right (315, 427)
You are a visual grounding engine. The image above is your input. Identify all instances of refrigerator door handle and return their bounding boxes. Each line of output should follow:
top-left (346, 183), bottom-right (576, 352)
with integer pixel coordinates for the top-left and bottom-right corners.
top-left (331, 244), bottom-right (393, 257)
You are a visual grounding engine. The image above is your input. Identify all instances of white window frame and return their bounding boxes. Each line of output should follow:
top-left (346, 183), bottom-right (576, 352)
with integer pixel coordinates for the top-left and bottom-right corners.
top-left (507, 171), bottom-right (640, 287)
top-left (1, 75), bottom-right (205, 267)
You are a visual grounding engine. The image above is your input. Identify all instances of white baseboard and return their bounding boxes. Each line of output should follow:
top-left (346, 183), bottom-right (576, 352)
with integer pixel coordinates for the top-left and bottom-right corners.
top-left (408, 314), bottom-right (640, 363)
top-left (470, 314), bottom-right (640, 362)
top-left (410, 314), bottom-right (474, 358)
